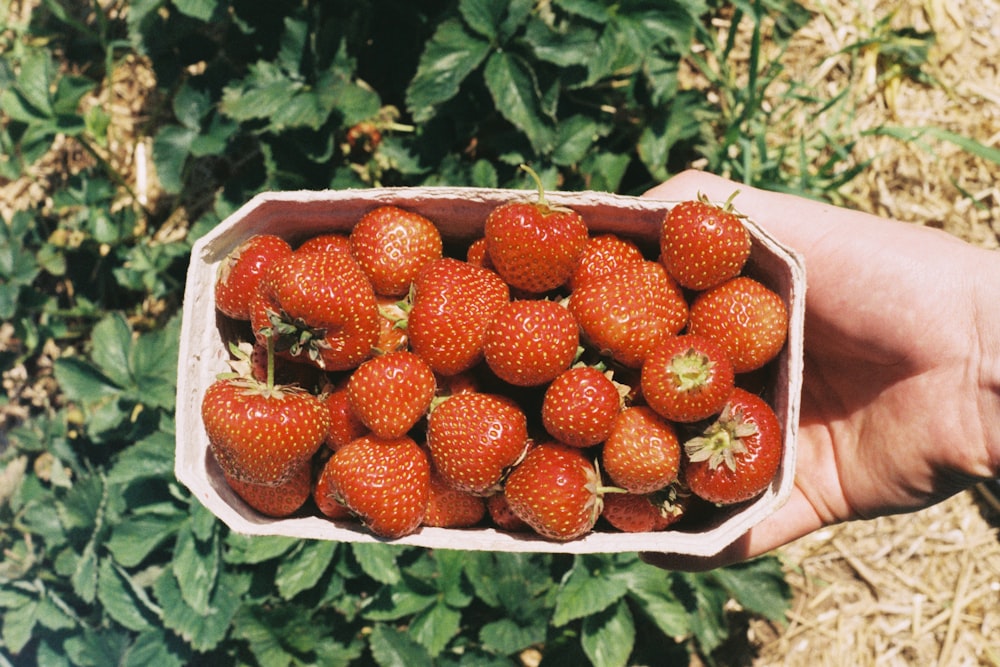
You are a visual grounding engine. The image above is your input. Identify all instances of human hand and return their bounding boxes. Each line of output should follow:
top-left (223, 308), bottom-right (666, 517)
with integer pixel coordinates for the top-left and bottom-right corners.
top-left (640, 170), bottom-right (1000, 570)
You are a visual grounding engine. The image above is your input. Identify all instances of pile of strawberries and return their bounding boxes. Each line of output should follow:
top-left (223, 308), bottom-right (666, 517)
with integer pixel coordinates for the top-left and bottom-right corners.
top-left (201, 171), bottom-right (789, 542)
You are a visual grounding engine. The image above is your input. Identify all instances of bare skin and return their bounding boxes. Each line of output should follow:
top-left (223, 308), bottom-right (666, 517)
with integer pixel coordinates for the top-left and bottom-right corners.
top-left (640, 170), bottom-right (1000, 571)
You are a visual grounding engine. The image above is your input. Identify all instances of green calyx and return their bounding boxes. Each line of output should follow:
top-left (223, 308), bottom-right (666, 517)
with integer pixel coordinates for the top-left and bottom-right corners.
top-left (669, 347), bottom-right (715, 392)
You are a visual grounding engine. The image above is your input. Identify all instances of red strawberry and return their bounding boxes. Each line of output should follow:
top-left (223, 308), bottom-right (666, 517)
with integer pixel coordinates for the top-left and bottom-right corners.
top-left (465, 237), bottom-right (494, 270)
top-left (682, 388), bottom-right (782, 505)
top-left (503, 442), bottom-right (614, 541)
top-left (426, 392), bottom-right (528, 495)
top-left (601, 485), bottom-right (689, 532)
top-left (482, 299), bottom-right (579, 387)
top-left (347, 350), bottom-right (436, 438)
top-left (201, 365), bottom-right (329, 486)
top-left (484, 166), bottom-right (588, 293)
top-left (407, 258), bottom-right (510, 376)
top-left (350, 205), bottom-right (443, 297)
top-left (253, 250), bottom-right (379, 371)
top-left (423, 471), bottom-right (487, 528)
top-left (295, 233), bottom-right (353, 257)
top-left (601, 406), bottom-right (680, 495)
top-left (313, 456), bottom-right (354, 520)
top-left (640, 333), bottom-right (735, 423)
top-left (318, 434), bottom-right (430, 538)
top-left (687, 276), bottom-right (788, 373)
top-left (568, 260), bottom-right (688, 368)
top-left (659, 194), bottom-right (751, 290)
top-left (215, 234), bottom-right (292, 320)
top-left (541, 366), bottom-right (623, 448)
top-left (321, 379), bottom-right (368, 451)
top-left (222, 459), bottom-right (312, 518)
top-left (485, 492), bottom-right (528, 532)
top-left (568, 233), bottom-right (645, 292)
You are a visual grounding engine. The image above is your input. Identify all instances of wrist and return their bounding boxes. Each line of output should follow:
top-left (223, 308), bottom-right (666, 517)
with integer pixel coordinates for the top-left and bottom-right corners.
top-left (973, 253), bottom-right (1000, 480)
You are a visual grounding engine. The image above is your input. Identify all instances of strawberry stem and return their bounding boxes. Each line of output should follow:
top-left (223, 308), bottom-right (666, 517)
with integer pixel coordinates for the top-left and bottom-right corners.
top-left (520, 164), bottom-right (548, 208)
top-left (265, 331), bottom-right (276, 391)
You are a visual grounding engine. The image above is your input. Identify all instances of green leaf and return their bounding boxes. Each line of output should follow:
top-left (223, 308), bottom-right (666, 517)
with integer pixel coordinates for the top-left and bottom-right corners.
top-left (525, 18), bottom-right (599, 68)
top-left (554, 0), bottom-right (612, 22)
top-left (581, 598), bottom-right (635, 667)
top-left (405, 19), bottom-right (490, 123)
top-left (106, 512), bottom-right (186, 568)
top-left (122, 628), bottom-right (190, 667)
top-left (152, 124), bottom-right (196, 194)
top-left (459, 0), bottom-right (506, 39)
top-left (129, 314), bottom-right (180, 410)
top-left (97, 559), bottom-right (157, 632)
top-left (89, 313), bottom-right (134, 389)
top-left (275, 541), bottom-right (338, 600)
top-left (622, 564), bottom-right (690, 638)
top-left (479, 617), bottom-right (546, 655)
top-left (552, 115), bottom-right (605, 166)
top-left (676, 571), bottom-right (731, 656)
top-left (368, 624), bottom-right (433, 667)
top-left (52, 357), bottom-right (122, 407)
top-left (710, 557), bottom-right (791, 622)
top-left (171, 519), bottom-right (220, 615)
top-left (351, 543), bottom-right (402, 585)
top-left (225, 534), bottom-right (299, 565)
top-left (362, 575), bottom-right (436, 622)
top-left (483, 51), bottom-right (555, 154)
top-left (410, 600), bottom-right (462, 656)
top-left (552, 555), bottom-right (629, 626)
top-left (106, 428), bottom-right (177, 485)
top-left (172, 0), bottom-right (219, 22)
top-left (154, 564), bottom-right (251, 653)
top-left (0, 593), bottom-right (37, 654)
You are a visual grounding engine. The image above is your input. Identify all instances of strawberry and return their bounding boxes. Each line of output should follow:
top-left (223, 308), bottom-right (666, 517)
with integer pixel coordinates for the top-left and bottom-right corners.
top-left (659, 193), bottom-right (751, 290)
top-left (568, 260), bottom-right (688, 368)
top-left (222, 459), bottom-right (312, 518)
top-left (567, 233), bottom-right (645, 292)
top-left (320, 379), bottom-right (368, 451)
top-left (640, 333), bottom-right (735, 423)
top-left (687, 276), bottom-right (788, 373)
top-left (484, 165), bottom-right (588, 293)
top-left (600, 484), bottom-right (689, 532)
top-left (482, 299), bottom-right (579, 387)
top-left (347, 350), bottom-right (436, 438)
top-left (465, 237), bottom-right (494, 270)
top-left (318, 434), bottom-right (430, 538)
top-left (541, 366), bottom-right (622, 448)
top-left (201, 340), bottom-right (330, 486)
top-left (295, 233), bottom-right (353, 257)
top-left (350, 205), bottom-right (443, 297)
top-left (214, 234), bottom-right (292, 320)
top-left (313, 455), bottom-right (354, 520)
top-left (601, 406), bottom-right (680, 495)
top-left (423, 470), bottom-right (487, 528)
top-left (485, 492), bottom-right (528, 532)
top-left (407, 258), bottom-right (510, 376)
top-left (503, 442), bottom-right (614, 541)
top-left (252, 249), bottom-right (379, 371)
top-left (426, 392), bottom-right (528, 495)
top-left (682, 388), bottom-right (782, 505)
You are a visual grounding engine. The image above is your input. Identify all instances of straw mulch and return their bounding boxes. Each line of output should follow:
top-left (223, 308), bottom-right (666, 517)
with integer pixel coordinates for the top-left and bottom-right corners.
top-left (701, 1), bottom-right (1000, 665)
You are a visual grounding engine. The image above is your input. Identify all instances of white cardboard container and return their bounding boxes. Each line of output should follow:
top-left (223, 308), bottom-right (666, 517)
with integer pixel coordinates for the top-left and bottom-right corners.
top-left (176, 187), bottom-right (805, 556)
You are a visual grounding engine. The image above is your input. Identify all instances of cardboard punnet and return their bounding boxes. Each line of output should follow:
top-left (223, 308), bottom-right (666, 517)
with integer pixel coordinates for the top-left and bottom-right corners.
top-left (176, 187), bottom-right (805, 556)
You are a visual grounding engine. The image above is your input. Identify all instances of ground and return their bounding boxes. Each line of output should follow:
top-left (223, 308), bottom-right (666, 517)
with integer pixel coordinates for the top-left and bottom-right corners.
top-left (3, 0), bottom-right (999, 665)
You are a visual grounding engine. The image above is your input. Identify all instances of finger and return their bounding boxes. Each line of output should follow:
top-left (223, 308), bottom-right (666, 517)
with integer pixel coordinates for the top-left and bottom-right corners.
top-left (639, 486), bottom-right (825, 571)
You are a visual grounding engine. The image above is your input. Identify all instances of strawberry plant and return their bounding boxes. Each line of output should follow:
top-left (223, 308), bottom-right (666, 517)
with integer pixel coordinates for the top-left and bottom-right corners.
top-left (0, 0), bottom-right (822, 665)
